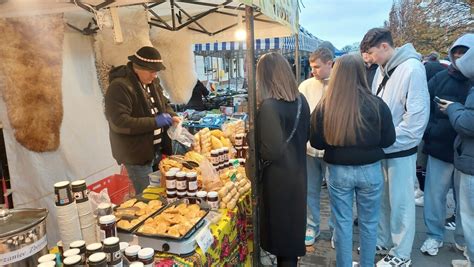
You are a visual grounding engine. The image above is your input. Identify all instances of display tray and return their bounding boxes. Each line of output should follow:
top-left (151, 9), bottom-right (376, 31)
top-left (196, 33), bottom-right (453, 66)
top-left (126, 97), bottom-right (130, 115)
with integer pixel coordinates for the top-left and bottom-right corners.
top-left (134, 199), bottom-right (210, 241)
top-left (114, 195), bottom-right (167, 233)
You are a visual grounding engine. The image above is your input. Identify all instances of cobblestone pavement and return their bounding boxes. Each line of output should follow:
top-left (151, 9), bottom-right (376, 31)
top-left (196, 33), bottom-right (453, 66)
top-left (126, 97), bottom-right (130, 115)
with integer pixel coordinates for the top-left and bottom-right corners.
top-left (295, 187), bottom-right (462, 267)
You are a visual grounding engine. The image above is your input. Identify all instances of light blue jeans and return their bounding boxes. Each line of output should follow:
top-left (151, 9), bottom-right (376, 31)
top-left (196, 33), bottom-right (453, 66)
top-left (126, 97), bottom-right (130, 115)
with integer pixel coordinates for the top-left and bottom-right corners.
top-left (458, 169), bottom-right (474, 263)
top-left (424, 156), bottom-right (464, 244)
top-left (377, 154), bottom-right (416, 259)
top-left (306, 155), bottom-right (325, 233)
top-left (327, 161), bottom-right (383, 267)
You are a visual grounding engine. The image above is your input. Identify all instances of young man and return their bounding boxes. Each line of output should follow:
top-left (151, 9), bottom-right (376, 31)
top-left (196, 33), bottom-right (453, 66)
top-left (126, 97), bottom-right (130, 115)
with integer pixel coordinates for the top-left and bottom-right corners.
top-left (298, 47), bottom-right (333, 246)
top-left (360, 28), bottom-right (430, 266)
top-left (104, 46), bottom-right (180, 194)
top-left (421, 33), bottom-right (474, 257)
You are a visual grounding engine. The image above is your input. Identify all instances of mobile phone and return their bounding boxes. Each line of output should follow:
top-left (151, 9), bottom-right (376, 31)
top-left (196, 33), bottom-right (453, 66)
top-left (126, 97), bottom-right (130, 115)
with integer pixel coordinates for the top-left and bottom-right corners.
top-left (433, 96), bottom-right (446, 104)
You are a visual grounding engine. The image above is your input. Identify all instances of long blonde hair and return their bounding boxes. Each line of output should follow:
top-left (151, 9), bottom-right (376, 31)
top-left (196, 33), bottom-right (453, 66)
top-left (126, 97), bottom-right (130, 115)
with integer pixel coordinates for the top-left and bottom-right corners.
top-left (316, 54), bottom-right (379, 146)
top-left (256, 52), bottom-right (299, 103)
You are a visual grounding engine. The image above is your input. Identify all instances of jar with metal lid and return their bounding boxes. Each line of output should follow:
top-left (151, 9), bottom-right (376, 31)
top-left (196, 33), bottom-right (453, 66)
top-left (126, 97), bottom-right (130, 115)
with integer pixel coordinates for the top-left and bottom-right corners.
top-left (86, 242), bottom-right (103, 259)
top-left (234, 134), bottom-right (244, 146)
top-left (207, 191), bottom-right (219, 210)
top-left (138, 247), bottom-right (155, 267)
top-left (218, 148), bottom-right (226, 164)
top-left (165, 170), bottom-right (177, 190)
top-left (119, 242), bottom-right (129, 254)
top-left (177, 190), bottom-right (187, 203)
top-left (166, 190), bottom-right (177, 203)
top-left (187, 190), bottom-right (197, 204)
top-left (99, 215), bottom-right (117, 240)
top-left (63, 254), bottom-right (82, 267)
top-left (175, 172), bottom-right (187, 191)
top-left (71, 180), bottom-right (88, 203)
top-left (97, 203), bottom-right (113, 217)
top-left (186, 172), bottom-right (198, 191)
top-left (130, 262), bottom-right (145, 267)
top-left (63, 248), bottom-right (80, 258)
top-left (0, 208), bottom-right (48, 267)
top-left (222, 147), bottom-right (229, 162)
top-left (103, 236), bottom-right (122, 266)
top-left (210, 150), bottom-right (219, 165)
top-left (125, 245), bottom-right (141, 263)
top-left (38, 254), bottom-right (56, 264)
top-left (196, 191), bottom-right (207, 204)
top-left (69, 240), bottom-right (86, 264)
top-left (88, 252), bottom-right (107, 267)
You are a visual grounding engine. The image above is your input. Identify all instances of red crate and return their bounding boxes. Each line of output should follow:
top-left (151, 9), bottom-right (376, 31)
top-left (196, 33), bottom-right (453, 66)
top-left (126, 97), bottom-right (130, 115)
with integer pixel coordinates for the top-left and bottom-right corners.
top-left (87, 174), bottom-right (133, 205)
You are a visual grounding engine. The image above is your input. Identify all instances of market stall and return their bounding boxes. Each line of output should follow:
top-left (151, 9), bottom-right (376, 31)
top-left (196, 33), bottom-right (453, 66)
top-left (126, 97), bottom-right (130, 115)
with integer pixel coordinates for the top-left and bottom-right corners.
top-left (0, 0), bottom-right (299, 266)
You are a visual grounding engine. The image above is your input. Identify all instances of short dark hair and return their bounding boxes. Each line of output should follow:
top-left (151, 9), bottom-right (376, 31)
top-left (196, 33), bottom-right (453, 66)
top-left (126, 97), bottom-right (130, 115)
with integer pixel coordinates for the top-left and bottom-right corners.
top-left (360, 28), bottom-right (394, 53)
top-left (309, 47), bottom-right (334, 63)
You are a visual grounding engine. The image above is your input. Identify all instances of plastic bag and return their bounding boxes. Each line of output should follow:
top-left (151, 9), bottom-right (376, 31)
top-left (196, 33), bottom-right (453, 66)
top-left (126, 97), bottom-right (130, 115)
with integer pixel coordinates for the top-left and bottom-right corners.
top-left (167, 121), bottom-right (194, 148)
top-left (88, 188), bottom-right (112, 215)
top-left (199, 157), bottom-right (222, 191)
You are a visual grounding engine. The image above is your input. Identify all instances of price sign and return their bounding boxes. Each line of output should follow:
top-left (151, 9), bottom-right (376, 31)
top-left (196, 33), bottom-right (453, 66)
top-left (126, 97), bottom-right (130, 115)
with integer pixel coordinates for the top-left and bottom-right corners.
top-left (196, 226), bottom-right (214, 253)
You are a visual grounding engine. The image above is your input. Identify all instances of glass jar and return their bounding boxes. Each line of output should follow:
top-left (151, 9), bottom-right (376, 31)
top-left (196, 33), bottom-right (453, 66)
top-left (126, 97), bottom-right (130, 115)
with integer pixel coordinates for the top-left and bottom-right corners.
top-left (88, 252), bottom-right (107, 267)
top-left (86, 243), bottom-right (103, 260)
top-left (69, 240), bottom-right (86, 264)
top-left (207, 191), bottom-right (219, 210)
top-left (165, 170), bottom-right (177, 191)
top-left (175, 172), bottom-right (187, 191)
top-left (186, 172), bottom-right (198, 191)
top-left (103, 236), bottom-right (122, 266)
top-left (99, 215), bottom-right (117, 240)
top-left (138, 247), bottom-right (154, 267)
top-left (125, 245), bottom-right (141, 263)
top-left (63, 255), bottom-right (82, 267)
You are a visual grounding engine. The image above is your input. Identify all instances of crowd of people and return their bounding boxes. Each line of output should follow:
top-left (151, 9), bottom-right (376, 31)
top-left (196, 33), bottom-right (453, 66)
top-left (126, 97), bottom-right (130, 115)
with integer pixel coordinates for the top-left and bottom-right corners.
top-left (255, 28), bottom-right (474, 267)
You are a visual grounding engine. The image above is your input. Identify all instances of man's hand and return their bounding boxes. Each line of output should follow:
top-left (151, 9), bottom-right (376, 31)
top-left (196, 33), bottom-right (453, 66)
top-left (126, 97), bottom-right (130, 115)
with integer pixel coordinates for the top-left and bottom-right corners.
top-left (437, 98), bottom-right (454, 113)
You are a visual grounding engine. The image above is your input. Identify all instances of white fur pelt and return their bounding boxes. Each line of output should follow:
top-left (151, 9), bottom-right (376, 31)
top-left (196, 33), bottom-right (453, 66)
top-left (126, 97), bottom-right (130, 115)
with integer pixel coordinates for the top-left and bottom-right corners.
top-left (0, 14), bottom-right (64, 152)
top-left (94, 6), bottom-right (151, 92)
top-left (151, 28), bottom-right (196, 104)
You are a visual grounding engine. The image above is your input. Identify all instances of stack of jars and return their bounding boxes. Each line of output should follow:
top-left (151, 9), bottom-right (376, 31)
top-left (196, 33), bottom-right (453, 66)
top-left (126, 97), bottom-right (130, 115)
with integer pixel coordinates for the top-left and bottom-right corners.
top-left (210, 147), bottom-right (230, 174)
top-left (165, 169), bottom-right (198, 204)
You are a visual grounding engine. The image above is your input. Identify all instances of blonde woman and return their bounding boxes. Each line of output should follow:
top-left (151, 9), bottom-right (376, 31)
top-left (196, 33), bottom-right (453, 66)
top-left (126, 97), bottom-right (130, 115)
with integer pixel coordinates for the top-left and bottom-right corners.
top-left (310, 54), bottom-right (395, 267)
top-left (256, 52), bottom-right (310, 267)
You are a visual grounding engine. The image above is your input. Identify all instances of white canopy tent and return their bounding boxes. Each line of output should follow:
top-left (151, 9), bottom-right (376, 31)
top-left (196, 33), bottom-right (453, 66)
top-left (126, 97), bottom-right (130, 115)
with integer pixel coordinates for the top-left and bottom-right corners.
top-left (0, 1), bottom-right (299, 262)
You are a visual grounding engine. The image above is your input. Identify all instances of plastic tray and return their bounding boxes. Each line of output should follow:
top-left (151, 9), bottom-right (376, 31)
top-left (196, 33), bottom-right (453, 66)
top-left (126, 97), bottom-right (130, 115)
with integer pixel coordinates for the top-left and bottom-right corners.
top-left (134, 198), bottom-right (210, 241)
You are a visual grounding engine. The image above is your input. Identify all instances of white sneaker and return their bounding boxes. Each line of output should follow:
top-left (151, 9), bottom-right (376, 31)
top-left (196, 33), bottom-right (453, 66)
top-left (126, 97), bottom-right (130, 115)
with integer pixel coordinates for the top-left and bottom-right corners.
top-left (331, 234), bottom-right (335, 249)
top-left (352, 262), bottom-right (360, 267)
top-left (420, 238), bottom-right (443, 256)
top-left (415, 196), bottom-right (424, 207)
top-left (414, 188), bottom-right (424, 198)
top-left (452, 259), bottom-right (471, 267)
top-left (455, 243), bottom-right (466, 252)
top-left (305, 227), bottom-right (320, 246)
top-left (377, 254), bottom-right (411, 266)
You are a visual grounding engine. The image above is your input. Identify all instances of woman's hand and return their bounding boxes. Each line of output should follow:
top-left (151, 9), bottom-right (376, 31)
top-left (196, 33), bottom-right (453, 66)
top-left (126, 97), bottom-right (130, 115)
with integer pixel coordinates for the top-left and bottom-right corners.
top-left (437, 99), bottom-right (454, 113)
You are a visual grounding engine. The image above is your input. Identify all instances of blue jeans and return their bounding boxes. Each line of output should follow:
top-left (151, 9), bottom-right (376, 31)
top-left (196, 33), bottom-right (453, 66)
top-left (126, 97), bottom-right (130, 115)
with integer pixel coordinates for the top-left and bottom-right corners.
top-left (306, 155), bottom-right (325, 232)
top-left (124, 161), bottom-right (154, 194)
top-left (327, 161), bottom-right (383, 267)
top-left (377, 154), bottom-right (416, 259)
top-left (458, 169), bottom-right (474, 263)
top-left (424, 156), bottom-right (464, 244)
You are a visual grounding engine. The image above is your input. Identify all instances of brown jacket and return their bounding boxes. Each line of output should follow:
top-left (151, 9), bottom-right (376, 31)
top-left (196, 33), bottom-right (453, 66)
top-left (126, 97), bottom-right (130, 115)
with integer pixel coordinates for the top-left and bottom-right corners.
top-left (104, 63), bottom-right (176, 165)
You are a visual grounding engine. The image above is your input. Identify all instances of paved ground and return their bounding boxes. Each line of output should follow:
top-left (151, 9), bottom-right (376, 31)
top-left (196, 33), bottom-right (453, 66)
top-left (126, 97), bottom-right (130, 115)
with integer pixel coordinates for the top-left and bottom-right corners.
top-left (294, 187), bottom-right (464, 266)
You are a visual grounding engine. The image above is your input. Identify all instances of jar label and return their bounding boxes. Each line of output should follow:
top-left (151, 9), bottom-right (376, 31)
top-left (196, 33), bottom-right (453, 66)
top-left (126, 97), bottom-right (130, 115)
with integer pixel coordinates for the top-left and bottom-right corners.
top-left (176, 180), bottom-right (187, 190)
top-left (188, 181), bottom-right (198, 191)
top-left (211, 156), bottom-right (219, 165)
top-left (166, 180), bottom-right (176, 189)
top-left (208, 201), bottom-right (219, 210)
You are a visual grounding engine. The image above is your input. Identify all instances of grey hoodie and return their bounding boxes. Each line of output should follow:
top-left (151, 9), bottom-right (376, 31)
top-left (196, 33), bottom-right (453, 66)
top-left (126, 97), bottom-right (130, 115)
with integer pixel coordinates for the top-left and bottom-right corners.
top-left (449, 33), bottom-right (474, 71)
top-left (382, 43), bottom-right (422, 76)
top-left (446, 34), bottom-right (474, 175)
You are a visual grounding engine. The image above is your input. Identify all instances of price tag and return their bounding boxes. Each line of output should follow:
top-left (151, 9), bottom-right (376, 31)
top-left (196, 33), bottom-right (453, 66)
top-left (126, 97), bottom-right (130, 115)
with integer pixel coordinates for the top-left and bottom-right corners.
top-left (196, 226), bottom-right (214, 253)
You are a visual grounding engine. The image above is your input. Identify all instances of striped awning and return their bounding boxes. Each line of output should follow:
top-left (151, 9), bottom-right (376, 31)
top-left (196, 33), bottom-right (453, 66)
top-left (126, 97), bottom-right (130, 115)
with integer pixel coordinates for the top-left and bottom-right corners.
top-left (194, 29), bottom-right (321, 53)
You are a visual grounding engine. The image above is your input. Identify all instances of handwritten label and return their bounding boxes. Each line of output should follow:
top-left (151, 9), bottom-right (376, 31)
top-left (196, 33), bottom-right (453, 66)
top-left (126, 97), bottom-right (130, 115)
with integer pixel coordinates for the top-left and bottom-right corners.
top-left (196, 226), bottom-right (214, 253)
top-left (0, 235), bottom-right (47, 265)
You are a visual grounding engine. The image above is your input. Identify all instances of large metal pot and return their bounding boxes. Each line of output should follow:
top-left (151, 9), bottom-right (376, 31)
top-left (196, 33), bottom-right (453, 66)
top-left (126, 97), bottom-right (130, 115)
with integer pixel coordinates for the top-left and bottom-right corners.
top-left (0, 208), bottom-right (48, 266)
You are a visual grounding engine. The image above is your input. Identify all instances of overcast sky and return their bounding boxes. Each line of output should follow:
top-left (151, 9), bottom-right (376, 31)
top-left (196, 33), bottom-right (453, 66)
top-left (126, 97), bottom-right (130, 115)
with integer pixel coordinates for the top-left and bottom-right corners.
top-left (299, 0), bottom-right (393, 50)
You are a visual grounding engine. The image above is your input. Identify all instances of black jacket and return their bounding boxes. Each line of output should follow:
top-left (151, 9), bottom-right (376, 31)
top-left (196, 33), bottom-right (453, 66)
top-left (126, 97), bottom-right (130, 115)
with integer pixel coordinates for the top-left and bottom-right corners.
top-left (423, 66), bottom-right (472, 163)
top-left (310, 95), bottom-right (395, 165)
top-left (104, 63), bottom-right (176, 165)
top-left (257, 95), bottom-right (310, 257)
top-left (366, 63), bottom-right (378, 88)
top-left (425, 61), bottom-right (446, 82)
top-left (185, 80), bottom-right (209, 111)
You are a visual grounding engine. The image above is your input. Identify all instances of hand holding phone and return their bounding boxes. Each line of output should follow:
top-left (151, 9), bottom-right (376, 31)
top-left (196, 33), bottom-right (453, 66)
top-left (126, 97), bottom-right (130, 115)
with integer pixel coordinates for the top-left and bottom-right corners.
top-left (433, 96), bottom-right (446, 104)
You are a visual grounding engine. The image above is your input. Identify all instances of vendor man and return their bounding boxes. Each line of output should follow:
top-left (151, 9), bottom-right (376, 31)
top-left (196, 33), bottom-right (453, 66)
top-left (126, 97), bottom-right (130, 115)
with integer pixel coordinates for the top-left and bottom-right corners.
top-left (105, 46), bottom-right (180, 194)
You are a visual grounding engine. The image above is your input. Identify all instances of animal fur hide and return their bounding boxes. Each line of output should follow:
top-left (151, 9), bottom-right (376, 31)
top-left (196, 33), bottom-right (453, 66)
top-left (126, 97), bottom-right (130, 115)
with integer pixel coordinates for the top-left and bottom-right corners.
top-left (0, 14), bottom-right (64, 152)
top-left (94, 7), bottom-right (151, 93)
top-left (151, 28), bottom-right (196, 104)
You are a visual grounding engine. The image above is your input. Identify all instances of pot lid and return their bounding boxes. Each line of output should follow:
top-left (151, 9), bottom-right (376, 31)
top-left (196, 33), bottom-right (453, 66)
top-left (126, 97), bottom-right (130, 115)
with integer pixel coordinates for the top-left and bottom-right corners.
top-left (0, 208), bottom-right (48, 238)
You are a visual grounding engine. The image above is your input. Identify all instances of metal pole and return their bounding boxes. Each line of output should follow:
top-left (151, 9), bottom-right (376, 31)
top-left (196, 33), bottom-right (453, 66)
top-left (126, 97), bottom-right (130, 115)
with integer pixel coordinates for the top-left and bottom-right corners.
top-left (295, 32), bottom-right (300, 84)
top-left (245, 5), bottom-right (260, 266)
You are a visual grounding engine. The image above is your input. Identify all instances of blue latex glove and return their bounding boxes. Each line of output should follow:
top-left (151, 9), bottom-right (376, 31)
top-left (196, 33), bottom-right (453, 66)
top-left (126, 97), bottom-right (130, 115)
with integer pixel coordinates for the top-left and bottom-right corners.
top-left (155, 113), bottom-right (172, 127)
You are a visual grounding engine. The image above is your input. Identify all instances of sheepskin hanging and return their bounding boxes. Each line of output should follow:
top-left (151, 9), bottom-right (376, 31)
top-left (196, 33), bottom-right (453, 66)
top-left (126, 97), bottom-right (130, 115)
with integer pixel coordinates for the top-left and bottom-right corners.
top-left (151, 28), bottom-right (196, 104)
top-left (0, 14), bottom-right (64, 152)
top-left (94, 6), bottom-right (151, 94)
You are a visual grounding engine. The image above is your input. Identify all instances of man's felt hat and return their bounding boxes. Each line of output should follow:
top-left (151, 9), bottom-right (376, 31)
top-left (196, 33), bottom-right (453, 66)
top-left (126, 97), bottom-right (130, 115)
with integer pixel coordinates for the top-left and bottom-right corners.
top-left (128, 46), bottom-right (166, 71)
